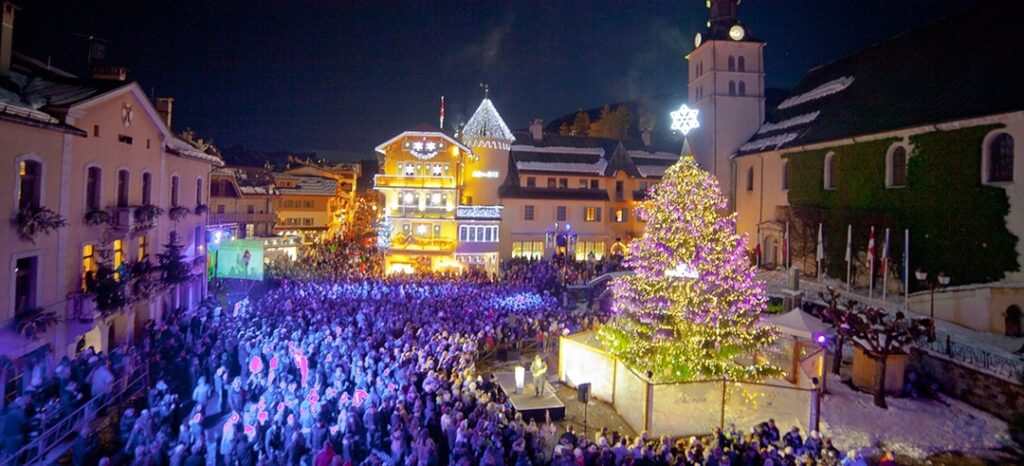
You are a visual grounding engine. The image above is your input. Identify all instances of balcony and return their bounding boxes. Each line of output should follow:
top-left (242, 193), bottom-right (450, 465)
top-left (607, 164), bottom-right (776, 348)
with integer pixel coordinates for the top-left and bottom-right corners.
top-left (375, 174), bottom-right (456, 189)
top-left (208, 212), bottom-right (279, 226)
top-left (456, 205), bottom-right (502, 220)
top-left (388, 236), bottom-right (455, 252)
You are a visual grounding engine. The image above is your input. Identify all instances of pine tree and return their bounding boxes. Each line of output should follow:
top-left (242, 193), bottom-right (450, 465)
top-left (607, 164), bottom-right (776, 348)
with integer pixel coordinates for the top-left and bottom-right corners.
top-left (569, 110), bottom-right (591, 136)
top-left (598, 152), bottom-right (781, 382)
top-left (589, 105), bottom-right (632, 140)
top-left (158, 233), bottom-right (192, 286)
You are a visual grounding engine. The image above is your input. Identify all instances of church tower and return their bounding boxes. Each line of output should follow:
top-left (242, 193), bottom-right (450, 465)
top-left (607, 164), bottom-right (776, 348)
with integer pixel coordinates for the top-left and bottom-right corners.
top-left (460, 91), bottom-right (514, 206)
top-left (687, 0), bottom-right (765, 208)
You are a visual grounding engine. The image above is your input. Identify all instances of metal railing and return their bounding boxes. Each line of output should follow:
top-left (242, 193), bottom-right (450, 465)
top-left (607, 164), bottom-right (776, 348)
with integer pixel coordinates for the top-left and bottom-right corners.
top-left (920, 334), bottom-right (1024, 382)
top-left (2, 368), bottom-right (149, 466)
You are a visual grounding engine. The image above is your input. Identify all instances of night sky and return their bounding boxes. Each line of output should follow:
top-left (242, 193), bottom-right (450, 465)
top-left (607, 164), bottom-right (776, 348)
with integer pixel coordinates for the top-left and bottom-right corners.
top-left (15, 0), bottom-right (976, 161)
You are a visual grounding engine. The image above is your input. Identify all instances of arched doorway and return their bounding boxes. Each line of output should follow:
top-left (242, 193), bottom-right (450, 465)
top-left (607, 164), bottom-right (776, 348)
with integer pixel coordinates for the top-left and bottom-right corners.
top-left (1006, 305), bottom-right (1022, 337)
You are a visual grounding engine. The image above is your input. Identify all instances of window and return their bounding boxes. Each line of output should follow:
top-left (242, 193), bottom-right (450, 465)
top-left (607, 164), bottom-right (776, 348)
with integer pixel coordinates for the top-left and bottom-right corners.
top-left (142, 172), bottom-right (152, 205)
top-left (171, 175), bottom-right (180, 206)
top-left (137, 235), bottom-right (148, 261)
top-left (526, 177), bottom-right (536, 188)
top-left (82, 245), bottom-right (97, 290)
top-left (585, 206), bottom-right (601, 222)
top-left (555, 206), bottom-right (567, 221)
top-left (578, 179), bottom-right (588, 189)
top-left (117, 169), bottom-right (130, 207)
top-left (888, 146), bottom-right (908, 188)
top-left (431, 164), bottom-right (443, 177)
top-left (558, 178), bottom-right (568, 188)
top-left (738, 81), bottom-right (746, 96)
top-left (17, 160), bottom-right (42, 210)
top-left (459, 225), bottom-right (499, 243)
top-left (196, 178), bottom-right (204, 206)
top-left (575, 241), bottom-right (605, 261)
top-left (512, 241), bottom-right (545, 259)
top-left (403, 164), bottom-right (416, 176)
top-left (93, 125), bottom-right (100, 137)
top-left (615, 180), bottom-right (624, 201)
top-left (217, 205), bottom-right (225, 214)
top-left (590, 179), bottom-right (599, 189)
top-left (738, 56), bottom-right (746, 72)
top-left (781, 161), bottom-right (789, 190)
top-left (728, 55), bottom-right (736, 71)
top-left (988, 133), bottom-right (1014, 182)
top-left (524, 205), bottom-right (535, 221)
top-left (247, 205), bottom-right (255, 214)
top-left (547, 178), bottom-right (556, 188)
top-left (824, 152), bottom-right (837, 190)
top-left (613, 208), bottom-right (628, 223)
top-left (728, 81), bottom-right (736, 96)
top-left (746, 166), bottom-right (754, 191)
top-left (86, 167), bottom-right (102, 210)
top-left (14, 256), bottom-right (38, 312)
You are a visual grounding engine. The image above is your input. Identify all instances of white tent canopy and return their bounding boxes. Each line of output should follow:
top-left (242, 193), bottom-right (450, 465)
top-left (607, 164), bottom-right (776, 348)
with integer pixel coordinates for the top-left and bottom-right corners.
top-left (769, 308), bottom-right (833, 340)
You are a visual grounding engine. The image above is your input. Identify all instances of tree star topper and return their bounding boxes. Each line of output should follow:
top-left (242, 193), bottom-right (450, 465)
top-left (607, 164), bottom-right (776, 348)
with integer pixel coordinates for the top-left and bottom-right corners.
top-left (670, 104), bottom-right (700, 135)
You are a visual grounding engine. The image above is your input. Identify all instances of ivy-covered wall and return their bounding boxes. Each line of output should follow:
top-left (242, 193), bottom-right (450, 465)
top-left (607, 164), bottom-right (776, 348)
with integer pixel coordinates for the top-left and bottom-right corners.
top-left (783, 125), bottom-right (1019, 287)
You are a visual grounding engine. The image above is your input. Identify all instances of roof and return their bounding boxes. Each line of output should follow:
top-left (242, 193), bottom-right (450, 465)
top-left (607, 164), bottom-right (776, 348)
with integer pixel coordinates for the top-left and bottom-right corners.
top-left (736, 1), bottom-right (1024, 156)
top-left (498, 185), bottom-right (610, 201)
top-left (462, 98), bottom-right (515, 142)
top-left (767, 308), bottom-right (832, 340)
top-left (166, 136), bottom-right (225, 166)
top-left (274, 175), bottom-right (339, 196)
top-left (213, 166), bottom-right (278, 196)
top-left (507, 131), bottom-right (679, 178)
top-left (374, 124), bottom-right (471, 155)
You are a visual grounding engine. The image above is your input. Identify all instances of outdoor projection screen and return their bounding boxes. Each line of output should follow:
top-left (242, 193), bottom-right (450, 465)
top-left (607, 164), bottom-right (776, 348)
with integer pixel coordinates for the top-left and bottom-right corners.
top-left (215, 239), bottom-right (265, 280)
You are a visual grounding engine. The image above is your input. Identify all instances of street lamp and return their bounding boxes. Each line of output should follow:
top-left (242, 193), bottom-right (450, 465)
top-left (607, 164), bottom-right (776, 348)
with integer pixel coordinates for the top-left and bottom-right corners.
top-left (915, 268), bottom-right (950, 342)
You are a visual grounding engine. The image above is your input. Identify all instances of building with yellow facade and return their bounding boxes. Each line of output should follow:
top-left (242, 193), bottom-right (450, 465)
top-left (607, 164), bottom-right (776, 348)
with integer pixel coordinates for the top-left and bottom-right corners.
top-left (273, 163), bottom-right (359, 237)
top-left (374, 123), bottom-right (504, 274)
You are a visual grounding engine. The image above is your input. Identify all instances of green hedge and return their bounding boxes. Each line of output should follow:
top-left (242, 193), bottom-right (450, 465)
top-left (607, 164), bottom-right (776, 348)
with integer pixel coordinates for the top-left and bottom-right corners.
top-left (783, 125), bottom-right (1018, 287)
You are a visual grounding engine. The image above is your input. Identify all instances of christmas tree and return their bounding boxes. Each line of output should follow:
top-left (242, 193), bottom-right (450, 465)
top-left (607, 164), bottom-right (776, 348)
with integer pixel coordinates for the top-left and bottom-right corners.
top-left (158, 234), bottom-right (193, 286)
top-left (598, 150), bottom-right (780, 382)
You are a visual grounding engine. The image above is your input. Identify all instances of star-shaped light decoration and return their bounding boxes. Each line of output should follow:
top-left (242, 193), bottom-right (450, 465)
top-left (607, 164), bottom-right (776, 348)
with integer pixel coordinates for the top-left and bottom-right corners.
top-left (670, 104), bottom-right (700, 135)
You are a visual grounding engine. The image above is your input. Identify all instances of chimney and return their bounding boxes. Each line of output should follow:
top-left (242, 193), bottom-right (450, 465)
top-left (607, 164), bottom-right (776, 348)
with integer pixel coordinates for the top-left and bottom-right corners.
top-left (91, 65), bottom-right (128, 81)
top-left (155, 97), bottom-right (174, 129)
top-left (641, 127), bottom-right (652, 147)
top-left (0, 2), bottom-right (18, 76)
top-left (529, 118), bottom-right (543, 142)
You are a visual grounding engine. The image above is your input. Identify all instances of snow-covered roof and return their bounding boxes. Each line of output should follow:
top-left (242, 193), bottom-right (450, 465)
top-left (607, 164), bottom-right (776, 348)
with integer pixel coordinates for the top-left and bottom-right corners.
top-left (768, 308), bottom-right (832, 340)
top-left (165, 137), bottom-right (225, 166)
top-left (274, 175), bottom-right (338, 196)
top-left (462, 98), bottom-right (514, 143)
top-left (515, 159), bottom-right (609, 175)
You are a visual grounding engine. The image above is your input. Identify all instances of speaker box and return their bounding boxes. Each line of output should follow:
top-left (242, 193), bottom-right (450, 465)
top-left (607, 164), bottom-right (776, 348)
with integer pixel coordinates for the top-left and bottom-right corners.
top-left (577, 382), bottom-right (591, 403)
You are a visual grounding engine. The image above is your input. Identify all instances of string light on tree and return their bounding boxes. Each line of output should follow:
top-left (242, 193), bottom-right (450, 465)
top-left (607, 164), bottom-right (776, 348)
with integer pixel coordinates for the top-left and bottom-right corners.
top-left (598, 146), bottom-right (780, 383)
top-left (670, 104), bottom-right (700, 135)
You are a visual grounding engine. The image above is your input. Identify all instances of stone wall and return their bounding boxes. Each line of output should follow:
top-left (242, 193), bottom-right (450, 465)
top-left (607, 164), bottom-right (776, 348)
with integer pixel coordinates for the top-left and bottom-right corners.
top-left (910, 348), bottom-right (1024, 421)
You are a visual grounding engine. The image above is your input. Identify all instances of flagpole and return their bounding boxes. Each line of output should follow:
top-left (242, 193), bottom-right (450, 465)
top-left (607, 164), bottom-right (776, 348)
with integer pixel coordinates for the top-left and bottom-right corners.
top-left (904, 229), bottom-right (910, 312)
top-left (785, 222), bottom-right (790, 270)
top-left (868, 226), bottom-right (875, 299)
top-left (439, 96), bottom-right (445, 129)
top-left (845, 225), bottom-right (852, 292)
top-left (882, 228), bottom-right (890, 303)
top-left (816, 223), bottom-right (824, 280)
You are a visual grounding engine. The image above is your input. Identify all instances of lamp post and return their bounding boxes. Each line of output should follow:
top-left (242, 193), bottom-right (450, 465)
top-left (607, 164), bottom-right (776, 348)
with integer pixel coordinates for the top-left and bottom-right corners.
top-left (915, 268), bottom-right (950, 342)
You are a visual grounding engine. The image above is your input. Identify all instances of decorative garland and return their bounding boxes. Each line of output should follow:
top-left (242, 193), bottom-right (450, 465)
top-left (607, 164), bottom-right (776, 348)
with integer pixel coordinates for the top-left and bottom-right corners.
top-left (168, 205), bottom-right (191, 222)
top-left (84, 209), bottom-right (112, 226)
top-left (194, 204), bottom-right (209, 216)
top-left (14, 206), bottom-right (68, 244)
top-left (14, 306), bottom-right (59, 340)
top-left (134, 204), bottom-right (165, 224)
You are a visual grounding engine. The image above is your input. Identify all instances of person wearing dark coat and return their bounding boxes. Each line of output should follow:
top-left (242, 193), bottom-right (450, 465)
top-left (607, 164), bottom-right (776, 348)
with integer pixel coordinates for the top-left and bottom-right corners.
top-left (71, 428), bottom-right (96, 466)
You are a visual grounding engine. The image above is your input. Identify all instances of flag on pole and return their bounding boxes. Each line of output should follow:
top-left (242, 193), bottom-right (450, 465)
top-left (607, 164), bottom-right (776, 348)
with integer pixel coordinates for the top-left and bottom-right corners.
top-left (845, 224), bottom-right (852, 291)
top-left (867, 226), bottom-right (876, 297)
top-left (783, 222), bottom-right (790, 269)
top-left (816, 223), bottom-right (824, 278)
top-left (881, 228), bottom-right (890, 301)
top-left (904, 229), bottom-right (910, 310)
top-left (439, 96), bottom-right (446, 129)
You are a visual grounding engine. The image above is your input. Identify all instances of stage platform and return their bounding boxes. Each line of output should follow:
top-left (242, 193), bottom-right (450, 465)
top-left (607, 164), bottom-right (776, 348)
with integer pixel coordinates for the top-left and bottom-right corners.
top-left (494, 372), bottom-right (566, 422)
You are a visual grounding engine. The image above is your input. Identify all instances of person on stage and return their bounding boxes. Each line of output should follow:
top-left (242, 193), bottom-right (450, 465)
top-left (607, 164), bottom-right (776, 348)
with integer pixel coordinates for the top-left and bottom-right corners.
top-left (531, 354), bottom-right (548, 397)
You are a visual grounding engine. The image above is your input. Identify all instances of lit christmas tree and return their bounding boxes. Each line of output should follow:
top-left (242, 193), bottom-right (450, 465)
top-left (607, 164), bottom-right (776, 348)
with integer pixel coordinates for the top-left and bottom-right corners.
top-left (598, 147), bottom-right (780, 382)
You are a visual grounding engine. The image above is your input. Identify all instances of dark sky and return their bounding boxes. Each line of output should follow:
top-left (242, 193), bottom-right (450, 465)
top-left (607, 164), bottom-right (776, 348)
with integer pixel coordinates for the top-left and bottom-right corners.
top-left (15, 0), bottom-right (976, 160)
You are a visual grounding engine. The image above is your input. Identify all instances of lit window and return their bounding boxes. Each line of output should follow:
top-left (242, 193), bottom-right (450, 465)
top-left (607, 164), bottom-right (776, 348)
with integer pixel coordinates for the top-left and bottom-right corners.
top-left (430, 193), bottom-right (442, 205)
top-left (585, 207), bottom-right (598, 222)
top-left (17, 160), bottom-right (42, 211)
top-left (138, 235), bottom-right (148, 261)
top-left (82, 245), bottom-right (97, 291)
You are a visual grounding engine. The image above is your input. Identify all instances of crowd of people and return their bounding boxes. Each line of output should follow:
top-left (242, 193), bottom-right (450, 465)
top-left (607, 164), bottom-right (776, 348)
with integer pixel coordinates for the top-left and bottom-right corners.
top-left (266, 238), bottom-right (384, 282)
top-left (1, 235), bottom-right (878, 465)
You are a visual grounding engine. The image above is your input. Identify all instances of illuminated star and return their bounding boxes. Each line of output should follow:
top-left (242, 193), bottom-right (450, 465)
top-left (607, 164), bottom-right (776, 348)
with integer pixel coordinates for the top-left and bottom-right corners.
top-left (670, 104), bottom-right (700, 135)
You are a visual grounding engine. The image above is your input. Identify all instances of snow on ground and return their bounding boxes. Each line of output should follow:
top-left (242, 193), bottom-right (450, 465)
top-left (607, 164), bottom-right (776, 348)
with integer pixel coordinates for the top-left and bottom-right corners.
top-left (821, 375), bottom-right (1010, 459)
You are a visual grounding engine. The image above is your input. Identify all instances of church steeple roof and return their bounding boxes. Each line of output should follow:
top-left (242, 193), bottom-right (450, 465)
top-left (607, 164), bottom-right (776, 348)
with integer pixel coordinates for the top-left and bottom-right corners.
top-left (462, 98), bottom-right (515, 143)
